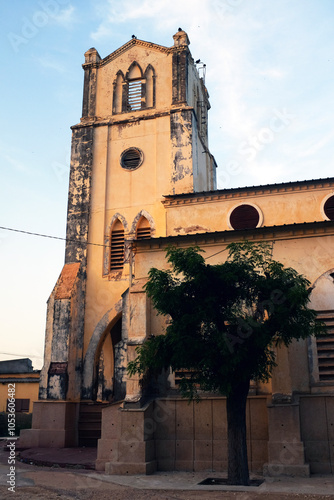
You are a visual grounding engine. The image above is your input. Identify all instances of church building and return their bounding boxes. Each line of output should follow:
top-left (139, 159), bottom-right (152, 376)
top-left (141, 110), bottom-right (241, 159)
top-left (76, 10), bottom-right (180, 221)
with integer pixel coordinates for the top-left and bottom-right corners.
top-left (20, 30), bottom-right (334, 476)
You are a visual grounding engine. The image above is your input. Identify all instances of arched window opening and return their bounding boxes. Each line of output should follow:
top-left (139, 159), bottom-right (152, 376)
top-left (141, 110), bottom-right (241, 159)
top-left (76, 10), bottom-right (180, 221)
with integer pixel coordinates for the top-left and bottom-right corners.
top-left (145, 67), bottom-right (154, 108)
top-left (128, 64), bottom-right (143, 111)
top-left (324, 195), bottom-right (334, 221)
top-left (229, 204), bottom-right (262, 230)
top-left (110, 220), bottom-right (124, 271)
top-left (113, 63), bottom-right (156, 114)
top-left (114, 72), bottom-right (124, 114)
top-left (136, 217), bottom-right (151, 240)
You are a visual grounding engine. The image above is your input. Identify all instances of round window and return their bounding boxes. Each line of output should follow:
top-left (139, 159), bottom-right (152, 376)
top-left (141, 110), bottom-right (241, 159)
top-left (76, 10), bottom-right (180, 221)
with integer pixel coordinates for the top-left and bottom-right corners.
top-left (229, 204), bottom-right (261, 230)
top-left (120, 147), bottom-right (143, 170)
top-left (323, 195), bottom-right (334, 221)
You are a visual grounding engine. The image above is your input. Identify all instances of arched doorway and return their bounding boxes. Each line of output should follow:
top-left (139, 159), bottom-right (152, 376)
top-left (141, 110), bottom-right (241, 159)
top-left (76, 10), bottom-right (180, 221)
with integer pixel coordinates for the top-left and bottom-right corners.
top-left (94, 315), bottom-right (126, 402)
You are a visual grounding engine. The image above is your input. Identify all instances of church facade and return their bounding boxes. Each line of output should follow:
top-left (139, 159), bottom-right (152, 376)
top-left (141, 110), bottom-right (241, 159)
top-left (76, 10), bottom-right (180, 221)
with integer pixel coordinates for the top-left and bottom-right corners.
top-left (20, 30), bottom-right (334, 476)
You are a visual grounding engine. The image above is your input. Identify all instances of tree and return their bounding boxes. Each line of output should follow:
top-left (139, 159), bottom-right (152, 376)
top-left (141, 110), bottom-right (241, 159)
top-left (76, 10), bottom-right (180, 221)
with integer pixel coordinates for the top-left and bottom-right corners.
top-left (128, 241), bottom-right (325, 485)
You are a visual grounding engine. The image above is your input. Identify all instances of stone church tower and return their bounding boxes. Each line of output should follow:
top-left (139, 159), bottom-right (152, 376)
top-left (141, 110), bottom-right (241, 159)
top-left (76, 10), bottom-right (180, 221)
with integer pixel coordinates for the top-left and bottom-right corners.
top-left (21, 29), bottom-right (217, 447)
top-left (20, 30), bottom-right (334, 476)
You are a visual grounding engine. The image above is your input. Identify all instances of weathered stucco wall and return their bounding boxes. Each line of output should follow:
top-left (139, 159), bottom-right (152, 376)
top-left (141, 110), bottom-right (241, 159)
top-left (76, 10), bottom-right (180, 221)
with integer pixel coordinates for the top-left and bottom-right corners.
top-left (163, 180), bottom-right (334, 236)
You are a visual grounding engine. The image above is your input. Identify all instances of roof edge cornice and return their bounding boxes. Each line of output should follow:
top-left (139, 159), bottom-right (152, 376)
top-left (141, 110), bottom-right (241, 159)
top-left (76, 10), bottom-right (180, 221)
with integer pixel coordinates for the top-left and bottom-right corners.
top-left (83, 38), bottom-right (173, 69)
top-left (162, 178), bottom-right (334, 206)
top-left (135, 220), bottom-right (334, 250)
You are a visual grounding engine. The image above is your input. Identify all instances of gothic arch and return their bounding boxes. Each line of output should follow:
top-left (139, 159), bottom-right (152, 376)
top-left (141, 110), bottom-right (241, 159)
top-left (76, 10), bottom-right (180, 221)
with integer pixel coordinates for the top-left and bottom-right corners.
top-left (308, 269), bottom-right (334, 386)
top-left (130, 210), bottom-right (155, 236)
top-left (144, 64), bottom-right (155, 77)
top-left (144, 64), bottom-right (155, 108)
top-left (309, 268), bottom-right (334, 311)
top-left (113, 70), bottom-right (125, 114)
top-left (107, 213), bottom-right (128, 233)
top-left (81, 300), bottom-right (123, 400)
top-left (126, 61), bottom-right (144, 80)
top-left (104, 213), bottom-right (128, 275)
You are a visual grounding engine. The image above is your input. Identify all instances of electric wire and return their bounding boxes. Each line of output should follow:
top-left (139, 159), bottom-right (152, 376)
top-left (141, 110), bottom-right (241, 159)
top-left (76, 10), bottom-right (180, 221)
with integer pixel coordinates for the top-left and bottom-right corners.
top-left (0, 225), bottom-right (238, 261)
top-left (0, 226), bottom-right (107, 248)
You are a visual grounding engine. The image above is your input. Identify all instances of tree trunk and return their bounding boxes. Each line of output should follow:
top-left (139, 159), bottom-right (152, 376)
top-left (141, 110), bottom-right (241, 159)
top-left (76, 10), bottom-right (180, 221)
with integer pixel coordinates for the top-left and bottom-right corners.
top-left (226, 378), bottom-right (250, 485)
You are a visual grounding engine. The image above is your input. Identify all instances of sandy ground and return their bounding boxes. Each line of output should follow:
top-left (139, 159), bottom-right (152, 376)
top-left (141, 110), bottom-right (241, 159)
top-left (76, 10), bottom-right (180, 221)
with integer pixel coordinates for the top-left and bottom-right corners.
top-left (0, 448), bottom-right (333, 499)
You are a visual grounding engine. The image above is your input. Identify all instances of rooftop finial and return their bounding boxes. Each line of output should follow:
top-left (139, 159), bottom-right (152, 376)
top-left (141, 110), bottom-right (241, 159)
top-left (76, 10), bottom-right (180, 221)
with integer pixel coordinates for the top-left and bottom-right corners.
top-left (173, 29), bottom-right (190, 47)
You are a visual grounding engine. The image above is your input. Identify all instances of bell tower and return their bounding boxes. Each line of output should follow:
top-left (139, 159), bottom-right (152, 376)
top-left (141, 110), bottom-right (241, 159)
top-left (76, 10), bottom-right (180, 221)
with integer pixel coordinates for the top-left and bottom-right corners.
top-left (20, 30), bottom-right (217, 450)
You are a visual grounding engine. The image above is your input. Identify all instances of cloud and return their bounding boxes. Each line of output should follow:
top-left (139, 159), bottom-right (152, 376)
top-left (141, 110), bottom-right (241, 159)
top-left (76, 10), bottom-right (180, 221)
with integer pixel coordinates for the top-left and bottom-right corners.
top-left (298, 131), bottom-right (334, 159)
top-left (50, 5), bottom-right (76, 28)
top-left (90, 0), bottom-right (204, 41)
top-left (35, 55), bottom-right (66, 73)
top-left (88, 0), bottom-right (334, 186)
top-left (3, 154), bottom-right (30, 174)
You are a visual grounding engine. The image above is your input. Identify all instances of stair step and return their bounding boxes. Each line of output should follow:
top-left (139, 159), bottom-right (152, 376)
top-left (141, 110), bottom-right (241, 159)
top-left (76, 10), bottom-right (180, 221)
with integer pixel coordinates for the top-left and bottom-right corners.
top-left (78, 403), bottom-right (111, 448)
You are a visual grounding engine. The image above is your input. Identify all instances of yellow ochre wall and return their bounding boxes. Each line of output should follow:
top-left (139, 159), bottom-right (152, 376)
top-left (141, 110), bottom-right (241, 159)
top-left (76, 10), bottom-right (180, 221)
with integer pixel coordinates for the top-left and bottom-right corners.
top-left (0, 373), bottom-right (40, 413)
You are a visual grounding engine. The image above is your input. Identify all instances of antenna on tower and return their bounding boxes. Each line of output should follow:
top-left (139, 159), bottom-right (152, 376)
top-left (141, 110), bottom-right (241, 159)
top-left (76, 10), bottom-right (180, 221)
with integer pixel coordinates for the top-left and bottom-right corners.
top-left (195, 60), bottom-right (206, 84)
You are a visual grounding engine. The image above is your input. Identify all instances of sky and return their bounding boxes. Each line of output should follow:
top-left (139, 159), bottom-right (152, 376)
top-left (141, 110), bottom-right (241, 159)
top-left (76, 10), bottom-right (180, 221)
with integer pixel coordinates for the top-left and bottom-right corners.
top-left (0, 0), bottom-right (333, 369)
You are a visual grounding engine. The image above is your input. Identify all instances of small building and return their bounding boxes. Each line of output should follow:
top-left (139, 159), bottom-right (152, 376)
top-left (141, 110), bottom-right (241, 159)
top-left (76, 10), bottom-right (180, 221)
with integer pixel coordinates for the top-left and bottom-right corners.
top-left (0, 359), bottom-right (40, 414)
top-left (20, 30), bottom-right (334, 476)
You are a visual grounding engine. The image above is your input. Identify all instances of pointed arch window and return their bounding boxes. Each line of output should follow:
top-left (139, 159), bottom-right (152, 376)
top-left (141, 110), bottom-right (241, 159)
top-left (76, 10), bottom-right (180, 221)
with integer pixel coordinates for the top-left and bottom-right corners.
top-left (127, 63), bottom-right (144, 111)
top-left (113, 71), bottom-right (124, 114)
top-left (112, 63), bottom-right (156, 114)
top-left (110, 220), bottom-right (124, 271)
top-left (136, 216), bottom-right (151, 240)
top-left (145, 66), bottom-right (154, 108)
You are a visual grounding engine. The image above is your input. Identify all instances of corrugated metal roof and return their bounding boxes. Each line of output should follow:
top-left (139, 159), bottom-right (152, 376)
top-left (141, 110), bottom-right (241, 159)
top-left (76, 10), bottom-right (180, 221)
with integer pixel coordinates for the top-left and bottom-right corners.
top-left (163, 177), bottom-right (334, 199)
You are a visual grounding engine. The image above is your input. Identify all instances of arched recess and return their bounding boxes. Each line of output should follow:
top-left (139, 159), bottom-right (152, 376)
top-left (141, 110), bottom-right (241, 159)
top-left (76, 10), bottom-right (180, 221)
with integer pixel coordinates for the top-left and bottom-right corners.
top-left (104, 213), bottom-right (128, 275)
top-left (81, 300), bottom-right (125, 401)
top-left (112, 70), bottom-right (125, 114)
top-left (308, 269), bottom-right (334, 386)
top-left (144, 64), bottom-right (155, 108)
top-left (126, 62), bottom-right (144, 111)
top-left (126, 61), bottom-right (143, 80)
top-left (130, 209), bottom-right (155, 237)
top-left (110, 219), bottom-right (125, 272)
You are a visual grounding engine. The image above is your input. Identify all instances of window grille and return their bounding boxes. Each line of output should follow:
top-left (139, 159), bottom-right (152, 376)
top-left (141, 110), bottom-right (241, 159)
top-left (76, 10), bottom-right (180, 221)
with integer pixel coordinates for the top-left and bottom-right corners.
top-left (128, 80), bottom-right (143, 110)
top-left (110, 222), bottom-right (124, 271)
top-left (316, 311), bottom-right (334, 381)
top-left (229, 204), bottom-right (260, 230)
top-left (120, 148), bottom-right (143, 170)
top-left (136, 218), bottom-right (151, 240)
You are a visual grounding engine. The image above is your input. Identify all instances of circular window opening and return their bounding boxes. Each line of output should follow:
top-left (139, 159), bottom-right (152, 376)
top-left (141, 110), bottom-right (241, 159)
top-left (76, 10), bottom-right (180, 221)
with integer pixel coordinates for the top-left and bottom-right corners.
top-left (120, 147), bottom-right (143, 170)
top-left (229, 204), bottom-right (260, 230)
top-left (324, 195), bottom-right (334, 221)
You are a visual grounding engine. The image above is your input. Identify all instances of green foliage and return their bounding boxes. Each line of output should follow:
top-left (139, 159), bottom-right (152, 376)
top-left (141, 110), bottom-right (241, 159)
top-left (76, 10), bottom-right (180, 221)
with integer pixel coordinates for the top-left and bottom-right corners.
top-left (128, 241), bottom-right (325, 399)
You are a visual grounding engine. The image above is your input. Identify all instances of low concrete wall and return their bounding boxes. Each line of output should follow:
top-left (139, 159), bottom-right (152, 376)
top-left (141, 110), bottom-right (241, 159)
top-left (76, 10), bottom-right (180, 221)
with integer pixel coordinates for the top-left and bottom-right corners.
top-left (98, 396), bottom-right (269, 474)
top-left (153, 396), bottom-right (269, 473)
top-left (300, 394), bottom-right (334, 474)
top-left (19, 401), bottom-right (79, 448)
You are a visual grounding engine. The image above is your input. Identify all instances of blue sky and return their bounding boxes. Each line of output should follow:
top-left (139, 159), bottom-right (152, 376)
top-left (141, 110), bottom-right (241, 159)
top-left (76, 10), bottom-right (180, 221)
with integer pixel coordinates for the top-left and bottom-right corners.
top-left (1, 0), bottom-right (333, 369)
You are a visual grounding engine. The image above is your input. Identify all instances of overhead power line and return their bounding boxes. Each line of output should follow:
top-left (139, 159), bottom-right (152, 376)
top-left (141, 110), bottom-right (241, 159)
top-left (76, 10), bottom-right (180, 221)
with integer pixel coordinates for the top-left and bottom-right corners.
top-left (0, 352), bottom-right (43, 359)
top-left (0, 226), bottom-right (106, 248)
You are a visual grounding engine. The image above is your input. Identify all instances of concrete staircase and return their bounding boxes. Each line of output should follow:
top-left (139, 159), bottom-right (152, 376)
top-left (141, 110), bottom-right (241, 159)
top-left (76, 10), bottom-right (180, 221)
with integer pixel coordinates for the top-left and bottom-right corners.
top-left (78, 403), bottom-right (110, 447)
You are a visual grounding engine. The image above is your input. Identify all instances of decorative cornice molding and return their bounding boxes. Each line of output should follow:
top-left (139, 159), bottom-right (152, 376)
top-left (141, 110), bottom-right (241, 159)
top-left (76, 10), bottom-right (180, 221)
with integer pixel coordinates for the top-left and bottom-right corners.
top-left (71, 106), bottom-right (195, 130)
top-left (82, 39), bottom-right (172, 70)
top-left (134, 221), bottom-right (334, 250)
top-left (162, 179), bottom-right (334, 206)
